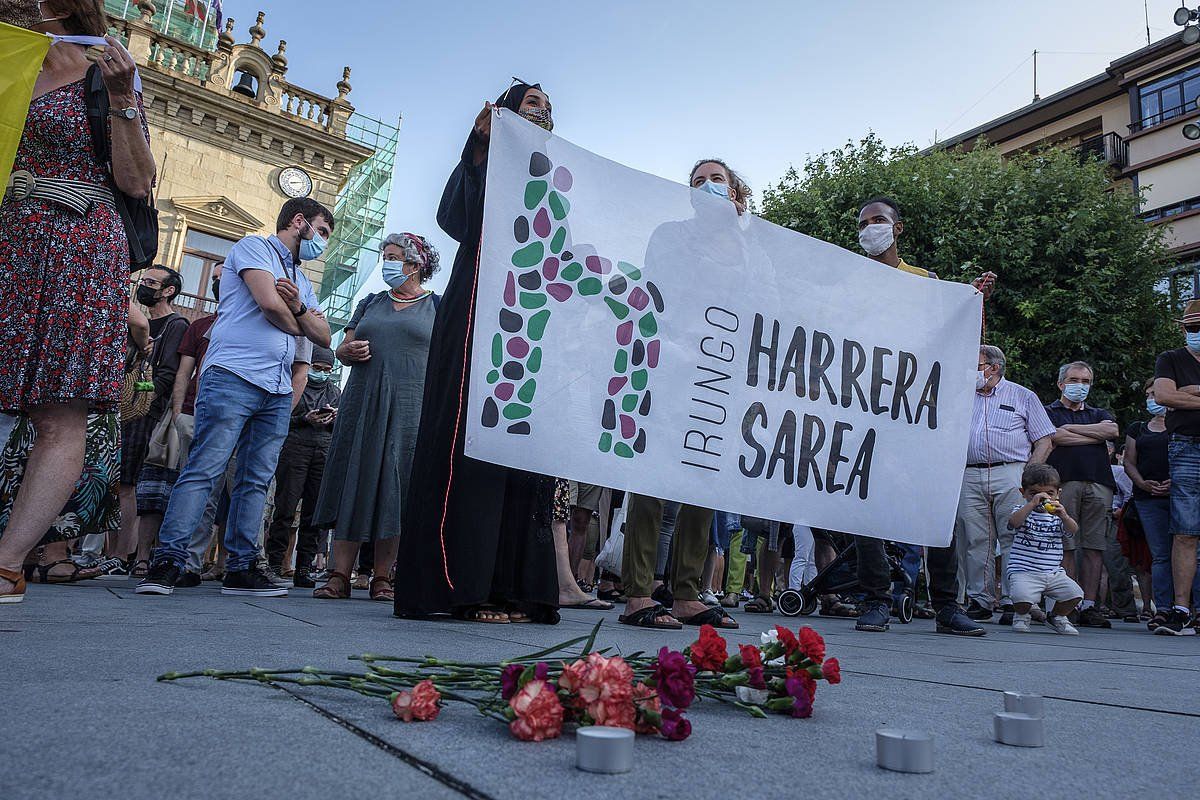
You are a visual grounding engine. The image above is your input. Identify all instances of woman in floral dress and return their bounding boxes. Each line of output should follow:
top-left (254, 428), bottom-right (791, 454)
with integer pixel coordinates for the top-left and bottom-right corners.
top-left (0, 2), bottom-right (155, 602)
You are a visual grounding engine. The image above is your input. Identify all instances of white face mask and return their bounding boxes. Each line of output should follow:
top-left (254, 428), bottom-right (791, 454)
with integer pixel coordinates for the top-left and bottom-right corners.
top-left (858, 223), bottom-right (895, 257)
top-left (976, 370), bottom-right (990, 391)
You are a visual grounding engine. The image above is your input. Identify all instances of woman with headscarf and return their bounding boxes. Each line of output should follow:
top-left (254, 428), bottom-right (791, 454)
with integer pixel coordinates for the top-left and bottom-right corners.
top-left (311, 233), bottom-right (440, 602)
top-left (395, 83), bottom-right (560, 624)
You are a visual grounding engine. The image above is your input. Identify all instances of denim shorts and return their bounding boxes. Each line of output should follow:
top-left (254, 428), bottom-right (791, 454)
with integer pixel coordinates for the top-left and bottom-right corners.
top-left (710, 511), bottom-right (740, 553)
top-left (1168, 435), bottom-right (1200, 536)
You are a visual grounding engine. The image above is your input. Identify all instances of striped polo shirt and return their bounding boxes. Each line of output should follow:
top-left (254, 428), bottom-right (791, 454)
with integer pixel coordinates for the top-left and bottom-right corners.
top-left (1007, 506), bottom-right (1069, 574)
top-left (967, 380), bottom-right (1057, 465)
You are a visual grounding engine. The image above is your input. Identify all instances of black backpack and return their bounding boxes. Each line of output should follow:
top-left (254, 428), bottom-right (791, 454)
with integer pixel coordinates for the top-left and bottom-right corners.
top-left (84, 64), bottom-right (159, 271)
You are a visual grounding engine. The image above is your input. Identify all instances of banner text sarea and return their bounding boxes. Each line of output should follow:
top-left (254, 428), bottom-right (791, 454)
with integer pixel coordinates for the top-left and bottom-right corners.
top-left (468, 110), bottom-right (981, 546)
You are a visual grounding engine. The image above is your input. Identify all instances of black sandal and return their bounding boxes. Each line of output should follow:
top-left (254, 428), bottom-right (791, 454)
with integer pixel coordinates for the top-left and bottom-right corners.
top-left (597, 588), bottom-right (627, 603)
top-left (680, 606), bottom-right (739, 629)
top-left (743, 596), bottom-right (773, 613)
top-left (618, 603), bottom-right (682, 630)
top-left (36, 560), bottom-right (91, 584)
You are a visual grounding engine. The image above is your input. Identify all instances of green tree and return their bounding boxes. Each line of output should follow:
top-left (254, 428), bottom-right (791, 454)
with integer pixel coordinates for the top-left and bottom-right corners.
top-left (760, 134), bottom-right (1174, 425)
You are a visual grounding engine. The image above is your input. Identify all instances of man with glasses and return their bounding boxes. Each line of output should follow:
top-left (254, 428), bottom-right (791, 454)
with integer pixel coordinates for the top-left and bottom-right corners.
top-left (119, 266), bottom-right (189, 572)
top-left (956, 345), bottom-right (1055, 623)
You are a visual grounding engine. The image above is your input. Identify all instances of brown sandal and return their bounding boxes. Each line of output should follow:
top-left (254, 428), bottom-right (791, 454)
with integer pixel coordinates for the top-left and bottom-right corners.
top-left (0, 566), bottom-right (27, 604)
top-left (313, 571), bottom-right (351, 599)
top-left (369, 576), bottom-right (394, 602)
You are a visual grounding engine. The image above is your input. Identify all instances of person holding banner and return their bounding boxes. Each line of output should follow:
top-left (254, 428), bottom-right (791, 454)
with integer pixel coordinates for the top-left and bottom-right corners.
top-left (617, 158), bottom-right (753, 631)
top-left (852, 197), bottom-right (995, 635)
top-left (0, 0), bottom-right (155, 604)
top-left (395, 83), bottom-right (560, 624)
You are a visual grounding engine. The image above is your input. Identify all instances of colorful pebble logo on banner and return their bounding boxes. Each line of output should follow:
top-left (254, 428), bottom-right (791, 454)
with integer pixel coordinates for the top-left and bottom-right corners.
top-left (482, 149), bottom-right (667, 460)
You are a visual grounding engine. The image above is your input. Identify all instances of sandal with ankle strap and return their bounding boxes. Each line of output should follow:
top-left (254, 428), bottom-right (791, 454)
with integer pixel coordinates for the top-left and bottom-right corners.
top-left (369, 576), bottom-right (394, 602)
top-left (0, 566), bottom-right (27, 604)
top-left (313, 571), bottom-right (351, 599)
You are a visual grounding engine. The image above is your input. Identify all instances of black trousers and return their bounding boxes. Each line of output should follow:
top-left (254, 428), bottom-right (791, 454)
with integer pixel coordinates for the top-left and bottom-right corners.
top-left (265, 431), bottom-right (329, 571)
top-left (856, 534), bottom-right (961, 612)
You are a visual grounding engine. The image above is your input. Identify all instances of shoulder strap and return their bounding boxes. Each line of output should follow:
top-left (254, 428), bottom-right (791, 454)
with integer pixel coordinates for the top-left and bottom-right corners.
top-left (84, 65), bottom-right (111, 170)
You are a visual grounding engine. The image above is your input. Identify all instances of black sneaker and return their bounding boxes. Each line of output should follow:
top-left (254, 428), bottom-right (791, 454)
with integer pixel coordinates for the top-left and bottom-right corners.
top-left (292, 568), bottom-right (316, 589)
top-left (135, 561), bottom-right (181, 595)
top-left (1075, 606), bottom-right (1112, 629)
top-left (855, 602), bottom-right (891, 632)
top-left (222, 565), bottom-right (288, 597)
top-left (175, 571), bottom-right (202, 588)
top-left (1153, 608), bottom-right (1197, 636)
top-left (935, 606), bottom-right (987, 636)
top-left (965, 600), bottom-right (993, 622)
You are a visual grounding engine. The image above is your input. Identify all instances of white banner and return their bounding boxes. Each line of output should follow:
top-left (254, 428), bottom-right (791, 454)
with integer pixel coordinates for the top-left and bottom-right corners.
top-left (466, 111), bottom-right (982, 546)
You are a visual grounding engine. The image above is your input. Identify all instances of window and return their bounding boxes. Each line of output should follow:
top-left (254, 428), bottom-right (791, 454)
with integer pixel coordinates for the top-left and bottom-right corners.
top-left (1142, 195), bottom-right (1200, 222)
top-left (1158, 262), bottom-right (1200, 312)
top-left (1137, 63), bottom-right (1200, 130)
top-left (179, 229), bottom-right (236, 314)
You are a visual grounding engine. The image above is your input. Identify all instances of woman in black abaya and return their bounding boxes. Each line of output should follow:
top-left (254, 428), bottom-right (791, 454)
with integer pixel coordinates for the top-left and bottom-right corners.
top-left (395, 83), bottom-right (560, 624)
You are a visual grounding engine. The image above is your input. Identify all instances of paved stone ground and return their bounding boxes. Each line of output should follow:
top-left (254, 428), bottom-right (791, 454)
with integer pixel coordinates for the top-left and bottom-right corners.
top-left (4, 579), bottom-right (1197, 799)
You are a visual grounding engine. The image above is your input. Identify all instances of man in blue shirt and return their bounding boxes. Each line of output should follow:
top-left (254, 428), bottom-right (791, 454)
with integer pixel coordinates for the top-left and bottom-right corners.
top-left (138, 198), bottom-right (333, 597)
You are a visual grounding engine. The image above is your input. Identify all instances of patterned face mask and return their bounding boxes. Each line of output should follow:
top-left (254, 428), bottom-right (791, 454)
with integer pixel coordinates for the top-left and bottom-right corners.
top-left (0, 0), bottom-right (42, 29)
top-left (520, 106), bottom-right (554, 132)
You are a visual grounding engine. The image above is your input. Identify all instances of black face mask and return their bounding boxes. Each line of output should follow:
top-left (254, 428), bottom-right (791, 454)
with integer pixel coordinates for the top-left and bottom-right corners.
top-left (210, 277), bottom-right (220, 302)
top-left (136, 285), bottom-right (162, 306)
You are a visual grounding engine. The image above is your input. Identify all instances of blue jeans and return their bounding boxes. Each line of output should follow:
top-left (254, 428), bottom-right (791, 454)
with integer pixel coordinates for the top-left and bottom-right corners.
top-left (710, 511), bottom-right (740, 554)
top-left (153, 367), bottom-right (291, 572)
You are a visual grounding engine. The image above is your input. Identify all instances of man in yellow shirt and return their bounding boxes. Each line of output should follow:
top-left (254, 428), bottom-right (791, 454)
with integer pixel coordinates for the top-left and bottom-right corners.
top-left (850, 196), bottom-right (997, 635)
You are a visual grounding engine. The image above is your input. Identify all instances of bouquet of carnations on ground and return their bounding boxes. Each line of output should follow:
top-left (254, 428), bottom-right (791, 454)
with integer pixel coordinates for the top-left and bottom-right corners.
top-left (158, 621), bottom-right (840, 742)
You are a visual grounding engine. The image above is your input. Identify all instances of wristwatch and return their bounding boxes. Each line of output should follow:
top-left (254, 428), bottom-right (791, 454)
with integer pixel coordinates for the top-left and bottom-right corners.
top-left (110, 107), bottom-right (138, 120)
top-left (292, 303), bottom-right (308, 318)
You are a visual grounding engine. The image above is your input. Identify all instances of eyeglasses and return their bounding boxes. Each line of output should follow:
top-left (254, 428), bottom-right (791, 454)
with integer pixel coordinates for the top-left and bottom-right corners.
top-left (139, 277), bottom-right (162, 287)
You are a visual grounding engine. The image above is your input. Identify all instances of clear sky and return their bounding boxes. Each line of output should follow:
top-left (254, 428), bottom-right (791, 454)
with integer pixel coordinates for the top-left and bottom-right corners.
top-left (233, 0), bottom-right (1188, 292)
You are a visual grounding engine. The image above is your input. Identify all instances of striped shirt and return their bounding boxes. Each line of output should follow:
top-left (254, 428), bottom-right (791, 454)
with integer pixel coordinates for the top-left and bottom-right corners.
top-left (1007, 506), bottom-right (1069, 574)
top-left (967, 380), bottom-right (1057, 464)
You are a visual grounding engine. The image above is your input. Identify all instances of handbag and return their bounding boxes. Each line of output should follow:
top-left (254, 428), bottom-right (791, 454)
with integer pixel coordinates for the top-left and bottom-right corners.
top-left (143, 410), bottom-right (181, 470)
top-left (83, 64), bottom-right (158, 270)
top-left (119, 349), bottom-right (154, 422)
top-left (594, 497), bottom-right (626, 578)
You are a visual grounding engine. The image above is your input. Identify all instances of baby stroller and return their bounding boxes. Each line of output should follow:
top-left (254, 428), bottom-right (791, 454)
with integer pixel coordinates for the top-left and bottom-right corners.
top-left (777, 532), bottom-right (917, 623)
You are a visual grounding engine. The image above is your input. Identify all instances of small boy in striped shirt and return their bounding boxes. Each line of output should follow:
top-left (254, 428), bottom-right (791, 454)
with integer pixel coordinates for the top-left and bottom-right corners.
top-left (1007, 463), bottom-right (1084, 635)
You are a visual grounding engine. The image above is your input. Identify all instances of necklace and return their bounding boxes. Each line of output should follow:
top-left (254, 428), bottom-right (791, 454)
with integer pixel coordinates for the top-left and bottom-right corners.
top-left (389, 288), bottom-right (431, 304)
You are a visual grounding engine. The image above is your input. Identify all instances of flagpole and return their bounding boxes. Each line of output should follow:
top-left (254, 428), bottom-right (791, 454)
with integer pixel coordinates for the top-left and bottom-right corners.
top-left (163, 0), bottom-right (173, 35)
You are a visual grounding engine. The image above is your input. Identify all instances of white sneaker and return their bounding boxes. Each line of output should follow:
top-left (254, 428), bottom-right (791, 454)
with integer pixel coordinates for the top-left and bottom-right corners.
top-left (1012, 614), bottom-right (1031, 633)
top-left (699, 589), bottom-right (720, 606)
top-left (1048, 615), bottom-right (1079, 635)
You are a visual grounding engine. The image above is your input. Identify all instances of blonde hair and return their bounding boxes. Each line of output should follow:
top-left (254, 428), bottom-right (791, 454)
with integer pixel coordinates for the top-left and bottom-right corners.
top-left (690, 158), bottom-right (751, 205)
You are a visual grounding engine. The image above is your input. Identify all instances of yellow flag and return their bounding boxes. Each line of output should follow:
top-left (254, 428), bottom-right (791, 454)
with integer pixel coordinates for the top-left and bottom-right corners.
top-left (0, 21), bottom-right (50, 192)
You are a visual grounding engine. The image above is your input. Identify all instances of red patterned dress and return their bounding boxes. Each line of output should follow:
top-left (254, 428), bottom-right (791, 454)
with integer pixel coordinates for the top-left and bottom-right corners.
top-left (0, 78), bottom-right (141, 413)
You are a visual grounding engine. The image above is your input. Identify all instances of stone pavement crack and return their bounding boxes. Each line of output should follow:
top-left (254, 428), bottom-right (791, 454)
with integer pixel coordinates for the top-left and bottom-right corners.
top-left (845, 669), bottom-right (1200, 718)
top-left (275, 684), bottom-right (497, 800)
top-left (104, 587), bottom-right (124, 600)
top-left (242, 601), bottom-right (321, 627)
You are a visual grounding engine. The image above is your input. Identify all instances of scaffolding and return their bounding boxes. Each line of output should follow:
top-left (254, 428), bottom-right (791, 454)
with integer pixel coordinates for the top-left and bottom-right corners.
top-left (105, 0), bottom-right (221, 50)
top-left (319, 113), bottom-right (399, 333)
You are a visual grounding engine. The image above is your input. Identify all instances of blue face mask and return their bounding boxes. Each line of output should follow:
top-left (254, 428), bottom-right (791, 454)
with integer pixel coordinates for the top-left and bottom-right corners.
top-left (300, 221), bottom-right (327, 262)
top-left (1063, 383), bottom-right (1090, 403)
top-left (1187, 331), bottom-right (1200, 353)
top-left (698, 180), bottom-right (730, 199)
top-left (307, 369), bottom-right (331, 383)
top-left (1147, 399), bottom-right (1167, 416)
top-left (381, 260), bottom-right (412, 289)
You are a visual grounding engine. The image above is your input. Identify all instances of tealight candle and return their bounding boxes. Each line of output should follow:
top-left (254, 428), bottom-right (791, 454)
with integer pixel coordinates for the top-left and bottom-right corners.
top-left (1002, 691), bottom-right (1044, 717)
top-left (875, 728), bottom-right (934, 774)
top-left (993, 712), bottom-right (1045, 747)
top-left (576, 726), bottom-right (635, 774)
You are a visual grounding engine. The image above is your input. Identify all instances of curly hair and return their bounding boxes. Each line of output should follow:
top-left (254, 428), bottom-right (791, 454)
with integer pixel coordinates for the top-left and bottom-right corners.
top-left (380, 232), bottom-right (441, 283)
top-left (689, 158), bottom-right (752, 205)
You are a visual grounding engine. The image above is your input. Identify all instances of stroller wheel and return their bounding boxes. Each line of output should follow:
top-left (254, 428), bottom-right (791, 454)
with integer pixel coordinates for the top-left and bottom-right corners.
top-left (896, 593), bottom-right (914, 624)
top-left (778, 588), bottom-right (809, 617)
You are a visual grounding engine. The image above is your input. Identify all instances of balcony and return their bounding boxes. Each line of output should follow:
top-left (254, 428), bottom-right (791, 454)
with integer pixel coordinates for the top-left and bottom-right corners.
top-left (1075, 131), bottom-right (1128, 169)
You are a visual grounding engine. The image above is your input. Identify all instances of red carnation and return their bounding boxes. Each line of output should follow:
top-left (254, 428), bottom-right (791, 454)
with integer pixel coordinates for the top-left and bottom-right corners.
top-left (652, 647), bottom-right (697, 709)
top-left (738, 644), bottom-right (764, 671)
top-left (822, 657), bottom-right (841, 685)
top-left (690, 624), bottom-right (729, 672)
top-left (632, 681), bottom-right (662, 734)
top-left (391, 680), bottom-right (441, 722)
top-left (798, 627), bottom-right (826, 662)
top-left (774, 625), bottom-right (800, 656)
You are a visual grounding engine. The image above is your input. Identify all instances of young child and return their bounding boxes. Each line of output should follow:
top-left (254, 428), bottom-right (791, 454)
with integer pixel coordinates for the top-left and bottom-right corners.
top-left (1007, 463), bottom-right (1084, 634)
